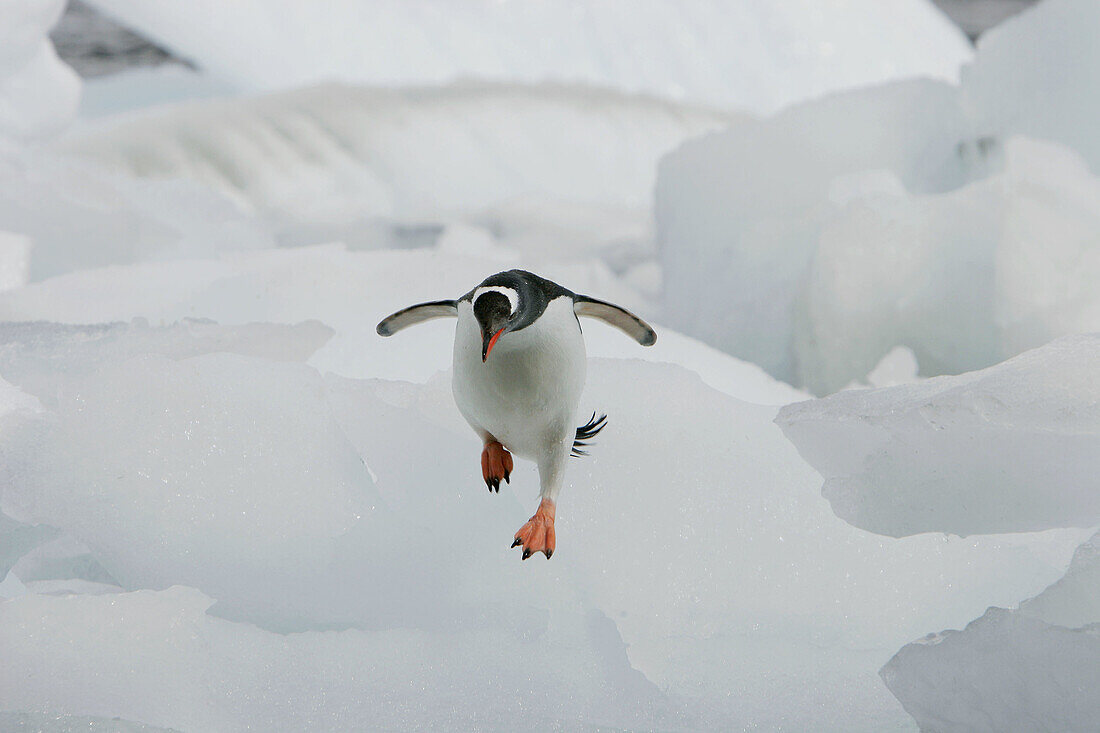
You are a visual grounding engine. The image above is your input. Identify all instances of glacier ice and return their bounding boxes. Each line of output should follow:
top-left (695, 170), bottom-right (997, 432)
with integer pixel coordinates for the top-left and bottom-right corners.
top-left (0, 0), bottom-right (79, 148)
top-left (659, 0), bottom-right (1100, 393)
top-left (0, 152), bottom-right (275, 280)
top-left (662, 125), bottom-right (1100, 395)
top-left (657, 79), bottom-right (980, 388)
top-left (82, 0), bottom-right (971, 114)
top-left (0, 314), bottom-right (1087, 730)
top-left (60, 82), bottom-right (737, 232)
top-left (882, 607), bottom-right (1100, 733)
top-left (777, 334), bottom-right (1100, 537)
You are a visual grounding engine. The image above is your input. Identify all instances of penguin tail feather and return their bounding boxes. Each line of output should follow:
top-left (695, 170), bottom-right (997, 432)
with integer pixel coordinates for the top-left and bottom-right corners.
top-left (571, 412), bottom-right (607, 457)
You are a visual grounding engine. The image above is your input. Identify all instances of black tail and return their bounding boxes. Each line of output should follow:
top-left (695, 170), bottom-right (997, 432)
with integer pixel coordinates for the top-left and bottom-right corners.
top-left (572, 412), bottom-right (607, 457)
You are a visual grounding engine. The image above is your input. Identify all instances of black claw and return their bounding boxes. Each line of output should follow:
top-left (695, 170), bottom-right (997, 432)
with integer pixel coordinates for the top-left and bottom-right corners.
top-left (511, 538), bottom-right (522, 548)
top-left (504, 472), bottom-right (510, 484)
top-left (522, 549), bottom-right (532, 560)
top-left (545, 549), bottom-right (553, 559)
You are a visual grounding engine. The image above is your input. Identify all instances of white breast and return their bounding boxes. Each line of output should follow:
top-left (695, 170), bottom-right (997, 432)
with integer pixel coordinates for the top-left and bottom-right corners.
top-left (451, 296), bottom-right (586, 460)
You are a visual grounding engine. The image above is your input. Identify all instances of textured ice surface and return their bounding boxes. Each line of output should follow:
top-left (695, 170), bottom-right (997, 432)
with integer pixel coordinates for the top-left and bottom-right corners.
top-left (0, 0), bottom-right (79, 148)
top-left (0, 586), bottom-right (672, 731)
top-left (82, 0), bottom-right (971, 114)
top-left (659, 0), bottom-right (1100, 392)
top-left (0, 152), bottom-right (274, 281)
top-left (0, 244), bottom-right (805, 403)
top-left (798, 138), bottom-right (1100, 394)
top-left (0, 320), bottom-right (1086, 729)
top-left (0, 711), bottom-right (177, 732)
top-left (777, 335), bottom-right (1100, 537)
top-left (61, 83), bottom-right (737, 229)
top-left (965, 0), bottom-right (1100, 174)
top-left (882, 528), bottom-right (1100, 731)
top-left (657, 79), bottom-right (981, 388)
top-left (882, 607), bottom-right (1100, 733)
top-left (661, 109), bottom-right (1100, 394)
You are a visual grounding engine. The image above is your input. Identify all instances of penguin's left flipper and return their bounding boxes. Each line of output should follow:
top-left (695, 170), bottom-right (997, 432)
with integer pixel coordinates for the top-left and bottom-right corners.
top-left (376, 300), bottom-right (458, 336)
top-left (573, 295), bottom-right (657, 346)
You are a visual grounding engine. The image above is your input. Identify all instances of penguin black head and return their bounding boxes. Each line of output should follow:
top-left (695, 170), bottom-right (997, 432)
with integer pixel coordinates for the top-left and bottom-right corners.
top-left (463, 270), bottom-right (577, 361)
top-left (473, 288), bottom-right (516, 361)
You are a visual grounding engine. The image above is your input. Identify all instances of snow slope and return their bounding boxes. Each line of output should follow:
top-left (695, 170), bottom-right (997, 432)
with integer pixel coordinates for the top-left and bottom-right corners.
top-left (777, 334), bottom-right (1100, 537)
top-left (60, 82), bottom-right (738, 232)
top-left (83, 0), bottom-right (972, 114)
top-left (0, 318), bottom-right (1085, 730)
top-left (659, 0), bottom-right (1100, 392)
top-left (882, 531), bottom-right (1100, 732)
top-left (0, 0), bottom-right (79, 149)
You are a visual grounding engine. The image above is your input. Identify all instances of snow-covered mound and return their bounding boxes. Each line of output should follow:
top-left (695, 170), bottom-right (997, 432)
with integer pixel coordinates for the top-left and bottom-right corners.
top-left (0, 0), bottom-right (80, 149)
top-left (657, 78), bottom-right (978, 388)
top-left (60, 82), bottom-right (737, 238)
top-left (0, 152), bottom-right (274, 281)
top-left (882, 531), bottom-right (1100, 733)
top-left (965, 0), bottom-right (1100, 174)
top-left (661, 129), bottom-right (1100, 395)
top-left (882, 608), bottom-right (1100, 733)
top-left (0, 243), bottom-right (806, 403)
top-left (777, 335), bottom-right (1100, 538)
top-left (659, 0), bottom-right (1100, 392)
top-left (83, 0), bottom-right (971, 115)
top-left (0, 319), bottom-right (1086, 730)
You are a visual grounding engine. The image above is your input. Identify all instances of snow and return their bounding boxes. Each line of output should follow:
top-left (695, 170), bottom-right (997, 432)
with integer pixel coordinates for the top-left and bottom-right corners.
top-left (82, 0), bottom-right (971, 115)
top-left (882, 527), bottom-right (1100, 731)
top-left (657, 78), bottom-right (981, 388)
top-left (964, 0), bottom-right (1100, 175)
top-left (1, 0), bottom-right (1097, 729)
top-left (0, 152), bottom-right (274, 281)
top-left (59, 82), bottom-right (737, 247)
top-left (777, 334), bottom-right (1100, 538)
top-left (0, 0), bottom-right (80, 149)
top-left (0, 320), bottom-right (1086, 729)
top-left (660, 81), bottom-right (1100, 394)
top-left (881, 608), bottom-right (1100, 733)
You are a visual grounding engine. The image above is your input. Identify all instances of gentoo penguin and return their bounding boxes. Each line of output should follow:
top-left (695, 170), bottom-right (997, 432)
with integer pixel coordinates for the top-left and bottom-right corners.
top-left (376, 270), bottom-right (656, 560)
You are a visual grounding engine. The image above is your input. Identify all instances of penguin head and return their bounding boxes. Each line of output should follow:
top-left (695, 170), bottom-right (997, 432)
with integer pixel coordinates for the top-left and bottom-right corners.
top-left (473, 286), bottom-right (519, 361)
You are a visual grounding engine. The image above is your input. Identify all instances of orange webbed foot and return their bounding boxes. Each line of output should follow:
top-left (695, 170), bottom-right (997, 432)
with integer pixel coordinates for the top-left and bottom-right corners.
top-left (511, 498), bottom-right (556, 560)
top-left (481, 440), bottom-right (513, 493)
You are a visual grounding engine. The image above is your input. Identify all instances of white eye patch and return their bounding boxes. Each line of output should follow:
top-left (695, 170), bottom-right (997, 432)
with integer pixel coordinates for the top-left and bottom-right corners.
top-left (473, 286), bottom-right (519, 315)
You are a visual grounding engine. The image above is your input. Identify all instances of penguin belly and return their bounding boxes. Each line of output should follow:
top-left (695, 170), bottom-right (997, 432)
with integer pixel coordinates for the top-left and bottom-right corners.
top-left (452, 297), bottom-right (586, 459)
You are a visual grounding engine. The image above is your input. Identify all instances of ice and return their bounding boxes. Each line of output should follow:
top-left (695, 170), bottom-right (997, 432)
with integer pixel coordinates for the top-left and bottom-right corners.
top-left (0, 711), bottom-right (175, 732)
top-left (964, 0), bottom-right (1100, 174)
top-left (0, 152), bottom-right (274, 281)
top-left (777, 334), bottom-right (1100, 538)
top-left (799, 137), bottom-right (1100, 394)
top-left (0, 0), bottom-right (79, 148)
top-left (881, 527), bottom-right (1100, 731)
top-left (661, 113), bottom-right (1100, 394)
top-left (657, 79), bottom-right (980, 387)
top-left (0, 244), bottom-right (801, 401)
top-left (59, 82), bottom-right (737, 235)
top-left (0, 316), bottom-right (1086, 729)
top-left (0, 318), bottom-right (333, 407)
top-left (0, 586), bottom-right (672, 731)
top-left (82, 0), bottom-right (971, 115)
top-left (1018, 530), bottom-right (1100, 630)
top-left (658, 0), bottom-right (1100, 392)
top-left (882, 608), bottom-right (1100, 733)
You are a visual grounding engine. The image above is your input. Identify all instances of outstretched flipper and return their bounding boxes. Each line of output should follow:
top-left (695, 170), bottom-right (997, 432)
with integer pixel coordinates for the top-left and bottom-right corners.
top-left (376, 300), bottom-right (458, 336)
top-left (573, 295), bottom-right (657, 346)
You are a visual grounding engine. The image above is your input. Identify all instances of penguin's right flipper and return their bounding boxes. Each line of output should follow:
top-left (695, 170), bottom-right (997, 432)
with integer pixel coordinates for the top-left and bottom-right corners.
top-left (376, 300), bottom-right (458, 336)
top-left (573, 295), bottom-right (657, 346)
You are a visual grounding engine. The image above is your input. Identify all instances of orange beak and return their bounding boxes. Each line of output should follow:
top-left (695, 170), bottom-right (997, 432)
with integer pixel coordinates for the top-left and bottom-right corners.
top-left (482, 328), bottom-right (504, 362)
